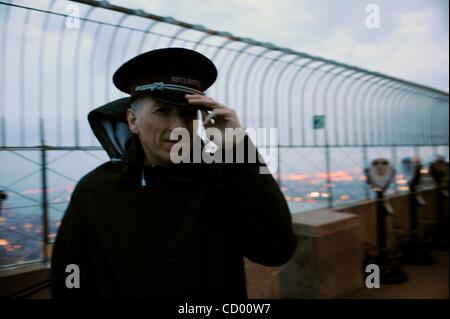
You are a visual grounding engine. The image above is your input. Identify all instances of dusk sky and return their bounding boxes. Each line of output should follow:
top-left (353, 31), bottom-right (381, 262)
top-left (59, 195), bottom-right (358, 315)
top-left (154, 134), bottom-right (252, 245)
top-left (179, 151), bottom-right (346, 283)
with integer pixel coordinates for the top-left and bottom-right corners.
top-left (110, 0), bottom-right (449, 92)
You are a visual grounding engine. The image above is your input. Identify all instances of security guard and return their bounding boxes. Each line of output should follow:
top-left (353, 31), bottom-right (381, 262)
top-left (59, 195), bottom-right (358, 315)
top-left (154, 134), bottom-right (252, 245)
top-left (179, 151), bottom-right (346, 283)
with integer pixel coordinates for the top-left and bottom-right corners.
top-left (51, 47), bottom-right (297, 299)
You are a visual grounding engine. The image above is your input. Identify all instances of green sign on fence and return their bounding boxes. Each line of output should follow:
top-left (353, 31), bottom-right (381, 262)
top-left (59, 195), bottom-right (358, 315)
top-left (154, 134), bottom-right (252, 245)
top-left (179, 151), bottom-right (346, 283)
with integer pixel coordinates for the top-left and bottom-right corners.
top-left (313, 115), bottom-right (326, 129)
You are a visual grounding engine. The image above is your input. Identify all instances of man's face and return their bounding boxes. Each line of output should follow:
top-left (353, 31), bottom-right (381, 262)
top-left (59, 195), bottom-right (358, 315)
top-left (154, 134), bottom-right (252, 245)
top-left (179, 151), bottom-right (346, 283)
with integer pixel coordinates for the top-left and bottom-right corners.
top-left (127, 96), bottom-right (199, 165)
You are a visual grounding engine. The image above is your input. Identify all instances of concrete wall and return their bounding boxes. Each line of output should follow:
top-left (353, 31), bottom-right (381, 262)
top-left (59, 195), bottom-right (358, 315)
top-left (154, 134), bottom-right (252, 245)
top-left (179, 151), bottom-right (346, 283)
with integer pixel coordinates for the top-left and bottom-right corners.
top-left (244, 187), bottom-right (446, 299)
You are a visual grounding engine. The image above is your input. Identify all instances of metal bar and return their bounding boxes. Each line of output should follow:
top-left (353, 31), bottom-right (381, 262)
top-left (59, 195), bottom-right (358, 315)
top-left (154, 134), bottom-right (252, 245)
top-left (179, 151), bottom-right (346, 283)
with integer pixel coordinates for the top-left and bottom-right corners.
top-left (3, 144), bottom-right (448, 151)
top-left (74, 5), bottom-right (97, 147)
top-left (167, 27), bottom-right (191, 47)
top-left (330, 69), bottom-right (360, 146)
top-left (243, 48), bottom-right (274, 128)
top-left (208, 38), bottom-right (238, 107)
top-left (0, 1), bottom-right (11, 147)
top-left (364, 79), bottom-right (397, 146)
top-left (380, 84), bottom-right (408, 145)
top-left (19, 6), bottom-right (31, 146)
top-left (359, 77), bottom-right (387, 146)
top-left (323, 68), bottom-right (354, 146)
top-left (55, 5), bottom-right (70, 146)
top-left (395, 87), bottom-right (433, 146)
top-left (273, 55), bottom-right (306, 146)
top-left (136, 20), bottom-right (160, 53)
top-left (287, 59), bottom-right (319, 146)
top-left (231, 45), bottom-right (266, 125)
top-left (351, 74), bottom-right (379, 146)
top-left (312, 65), bottom-right (348, 207)
top-left (258, 51), bottom-right (297, 187)
top-left (39, 118), bottom-right (49, 263)
top-left (286, 59), bottom-right (315, 145)
top-left (342, 72), bottom-right (368, 146)
top-left (259, 51), bottom-right (290, 131)
top-left (105, 13), bottom-right (130, 100)
top-left (87, 10), bottom-right (106, 146)
top-left (310, 64), bottom-right (342, 146)
top-left (300, 62), bottom-right (327, 146)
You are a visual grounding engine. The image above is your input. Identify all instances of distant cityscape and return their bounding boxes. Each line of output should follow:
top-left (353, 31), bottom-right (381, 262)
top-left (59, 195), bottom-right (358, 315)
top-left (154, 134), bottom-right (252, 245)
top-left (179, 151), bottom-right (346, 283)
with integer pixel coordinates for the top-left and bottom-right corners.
top-left (1, 161), bottom-right (441, 267)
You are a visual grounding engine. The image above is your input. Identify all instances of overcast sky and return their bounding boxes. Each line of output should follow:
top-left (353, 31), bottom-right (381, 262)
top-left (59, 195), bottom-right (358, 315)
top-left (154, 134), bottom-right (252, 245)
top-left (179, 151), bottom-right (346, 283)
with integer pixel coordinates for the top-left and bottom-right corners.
top-left (109, 0), bottom-right (449, 92)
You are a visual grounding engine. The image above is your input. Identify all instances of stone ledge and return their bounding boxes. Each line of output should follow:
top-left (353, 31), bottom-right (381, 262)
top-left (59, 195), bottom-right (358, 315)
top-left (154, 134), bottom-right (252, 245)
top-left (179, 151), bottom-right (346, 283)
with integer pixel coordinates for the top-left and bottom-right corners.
top-left (281, 209), bottom-right (363, 298)
top-left (291, 209), bottom-right (359, 237)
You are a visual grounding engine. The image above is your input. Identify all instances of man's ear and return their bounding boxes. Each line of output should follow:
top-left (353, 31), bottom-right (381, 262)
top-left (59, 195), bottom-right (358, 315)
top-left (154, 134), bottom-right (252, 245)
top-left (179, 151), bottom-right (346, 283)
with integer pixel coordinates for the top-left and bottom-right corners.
top-left (127, 108), bottom-right (139, 134)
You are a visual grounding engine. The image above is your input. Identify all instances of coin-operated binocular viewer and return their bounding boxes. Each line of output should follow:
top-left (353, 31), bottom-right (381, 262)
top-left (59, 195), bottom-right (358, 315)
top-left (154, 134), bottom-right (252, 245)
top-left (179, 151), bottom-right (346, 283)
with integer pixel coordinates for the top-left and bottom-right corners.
top-left (364, 158), bottom-right (407, 284)
top-left (429, 155), bottom-right (449, 249)
top-left (397, 157), bottom-right (436, 265)
top-left (0, 189), bottom-right (7, 217)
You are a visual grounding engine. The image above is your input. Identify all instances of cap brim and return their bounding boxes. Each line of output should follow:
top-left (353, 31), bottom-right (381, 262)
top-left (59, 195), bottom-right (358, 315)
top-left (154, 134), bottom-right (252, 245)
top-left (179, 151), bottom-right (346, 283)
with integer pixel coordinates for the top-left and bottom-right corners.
top-left (136, 91), bottom-right (210, 111)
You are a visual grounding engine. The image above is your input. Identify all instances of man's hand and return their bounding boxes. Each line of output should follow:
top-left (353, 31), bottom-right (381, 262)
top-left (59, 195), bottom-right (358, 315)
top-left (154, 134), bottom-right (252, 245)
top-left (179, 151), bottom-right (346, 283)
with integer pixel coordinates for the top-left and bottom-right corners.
top-left (185, 94), bottom-right (241, 130)
top-left (185, 94), bottom-right (244, 150)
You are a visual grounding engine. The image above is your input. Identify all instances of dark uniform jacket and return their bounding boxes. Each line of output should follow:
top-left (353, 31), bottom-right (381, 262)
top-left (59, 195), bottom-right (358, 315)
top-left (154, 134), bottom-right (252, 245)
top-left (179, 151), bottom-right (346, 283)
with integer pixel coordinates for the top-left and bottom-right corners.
top-left (51, 98), bottom-right (297, 299)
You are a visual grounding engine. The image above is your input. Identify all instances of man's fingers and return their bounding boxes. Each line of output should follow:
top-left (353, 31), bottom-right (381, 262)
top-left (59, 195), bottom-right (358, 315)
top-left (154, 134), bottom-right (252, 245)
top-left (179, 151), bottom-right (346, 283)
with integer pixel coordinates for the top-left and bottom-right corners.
top-left (185, 94), bottom-right (240, 128)
top-left (203, 109), bottom-right (223, 126)
top-left (189, 100), bottom-right (224, 110)
top-left (203, 109), bottom-right (232, 126)
top-left (203, 110), bottom-right (217, 126)
top-left (185, 94), bottom-right (226, 110)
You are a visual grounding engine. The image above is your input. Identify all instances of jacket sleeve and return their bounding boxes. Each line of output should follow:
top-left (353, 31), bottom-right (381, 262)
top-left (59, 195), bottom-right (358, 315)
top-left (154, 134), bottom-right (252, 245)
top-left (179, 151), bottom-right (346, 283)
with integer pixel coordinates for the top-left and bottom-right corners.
top-left (219, 134), bottom-right (297, 266)
top-left (51, 181), bottom-right (87, 299)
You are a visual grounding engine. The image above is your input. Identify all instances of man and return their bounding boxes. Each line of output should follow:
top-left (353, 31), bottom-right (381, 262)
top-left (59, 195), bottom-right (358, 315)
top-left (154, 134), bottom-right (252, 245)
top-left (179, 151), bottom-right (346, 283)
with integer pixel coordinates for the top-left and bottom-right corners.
top-left (51, 47), bottom-right (297, 299)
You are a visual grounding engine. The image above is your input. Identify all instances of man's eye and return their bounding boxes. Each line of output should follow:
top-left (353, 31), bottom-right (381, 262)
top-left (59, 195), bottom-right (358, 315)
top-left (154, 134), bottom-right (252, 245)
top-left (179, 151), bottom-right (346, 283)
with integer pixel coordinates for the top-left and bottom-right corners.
top-left (182, 110), bottom-right (198, 118)
top-left (154, 108), bottom-right (168, 114)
